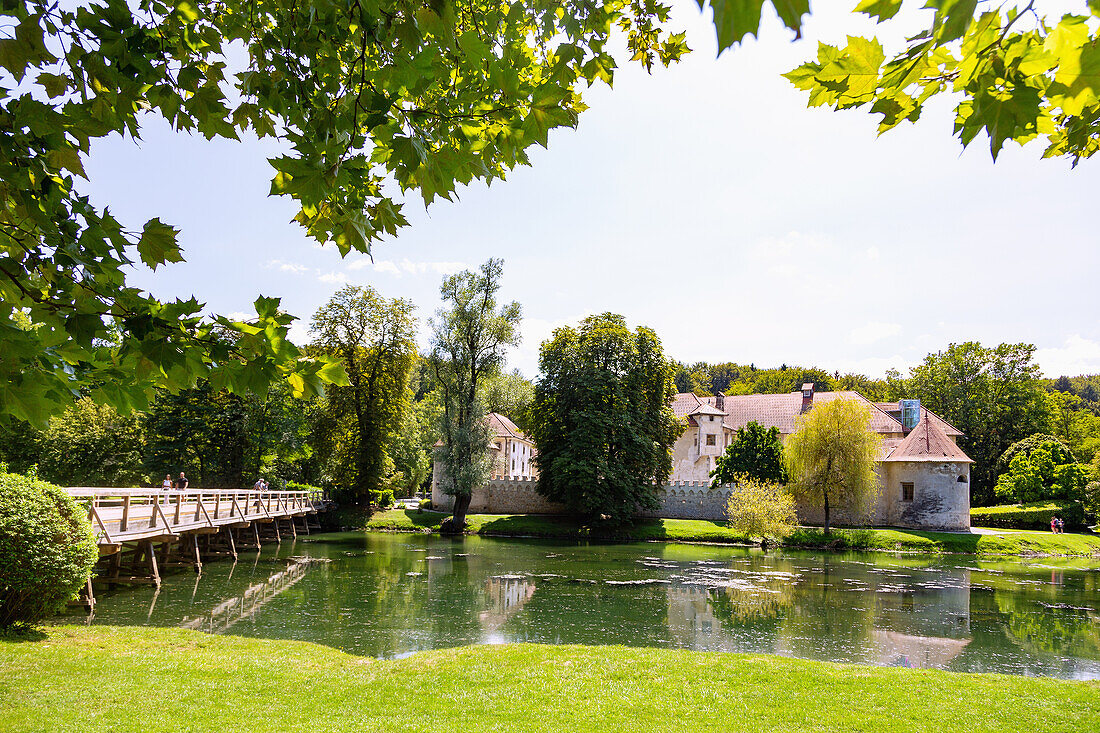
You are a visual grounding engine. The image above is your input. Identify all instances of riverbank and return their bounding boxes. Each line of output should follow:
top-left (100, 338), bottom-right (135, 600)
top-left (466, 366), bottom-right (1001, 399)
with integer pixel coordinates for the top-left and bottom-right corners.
top-left (366, 509), bottom-right (1100, 556)
top-left (2, 626), bottom-right (1096, 732)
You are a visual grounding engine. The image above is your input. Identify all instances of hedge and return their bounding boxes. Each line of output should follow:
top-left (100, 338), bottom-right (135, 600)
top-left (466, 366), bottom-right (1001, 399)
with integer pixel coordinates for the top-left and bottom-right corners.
top-left (970, 500), bottom-right (1085, 531)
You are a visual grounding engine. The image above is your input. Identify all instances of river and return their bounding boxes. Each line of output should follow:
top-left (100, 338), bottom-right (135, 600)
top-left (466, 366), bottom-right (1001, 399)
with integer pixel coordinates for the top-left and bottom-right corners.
top-left (60, 531), bottom-right (1100, 679)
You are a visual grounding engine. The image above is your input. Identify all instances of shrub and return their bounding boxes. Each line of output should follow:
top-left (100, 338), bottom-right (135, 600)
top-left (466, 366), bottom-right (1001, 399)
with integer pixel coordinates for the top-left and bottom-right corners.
top-left (1082, 482), bottom-right (1100, 521)
top-left (373, 489), bottom-right (395, 509)
top-left (418, 498), bottom-right (433, 511)
top-left (726, 477), bottom-right (797, 540)
top-left (994, 436), bottom-right (1088, 503)
top-left (0, 471), bottom-right (98, 628)
top-left (970, 501), bottom-right (1085, 531)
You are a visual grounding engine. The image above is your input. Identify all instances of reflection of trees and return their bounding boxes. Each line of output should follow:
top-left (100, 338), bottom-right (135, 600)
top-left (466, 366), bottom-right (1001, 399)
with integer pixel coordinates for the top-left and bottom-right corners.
top-left (996, 591), bottom-right (1100, 658)
top-left (706, 584), bottom-right (793, 625)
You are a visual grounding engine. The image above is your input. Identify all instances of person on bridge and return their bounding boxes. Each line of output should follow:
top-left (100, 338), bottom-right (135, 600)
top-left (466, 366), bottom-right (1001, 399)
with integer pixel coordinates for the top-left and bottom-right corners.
top-left (253, 477), bottom-right (267, 491)
top-left (175, 472), bottom-right (189, 490)
top-left (161, 474), bottom-right (172, 490)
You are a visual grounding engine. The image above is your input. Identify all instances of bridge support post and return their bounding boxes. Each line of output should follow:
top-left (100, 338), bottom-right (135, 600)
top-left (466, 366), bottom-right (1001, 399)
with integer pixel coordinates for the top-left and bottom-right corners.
top-left (287, 517), bottom-right (297, 540)
top-left (223, 526), bottom-right (237, 560)
top-left (144, 540), bottom-right (161, 587)
top-left (252, 523), bottom-right (261, 549)
top-left (190, 534), bottom-right (202, 573)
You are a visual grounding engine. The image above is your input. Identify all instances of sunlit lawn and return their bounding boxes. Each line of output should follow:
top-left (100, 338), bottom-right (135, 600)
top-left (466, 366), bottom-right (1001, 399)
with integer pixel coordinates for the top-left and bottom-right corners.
top-left (1, 626), bottom-right (1097, 733)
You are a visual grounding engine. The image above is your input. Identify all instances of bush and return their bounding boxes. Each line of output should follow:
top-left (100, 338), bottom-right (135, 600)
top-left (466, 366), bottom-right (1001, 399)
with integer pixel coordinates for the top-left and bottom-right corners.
top-left (970, 501), bottom-right (1086, 531)
top-left (418, 498), bottom-right (433, 511)
top-left (1082, 482), bottom-right (1100, 521)
top-left (373, 489), bottom-right (395, 509)
top-left (994, 436), bottom-right (1088, 504)
top-left (726, 477), bottom-right (797, 540)
top-left (0, 471), bottom-right (98, 628)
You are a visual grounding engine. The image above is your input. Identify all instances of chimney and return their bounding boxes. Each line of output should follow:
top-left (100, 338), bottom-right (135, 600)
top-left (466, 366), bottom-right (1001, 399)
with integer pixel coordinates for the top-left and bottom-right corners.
top-left (715, 392), bottom-right (725, 411)
top-left (801, 383), bottom-right (814, 413)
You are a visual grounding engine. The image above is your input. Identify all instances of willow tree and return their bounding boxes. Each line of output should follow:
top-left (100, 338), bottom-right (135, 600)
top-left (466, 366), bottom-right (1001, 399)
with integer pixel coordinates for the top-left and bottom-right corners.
top-left (311, 285), bottom-right (417, 503)
top-left (429, 259), bottom-right (521, 530)
top-left (530, 313), bottom-right (682, 525)
top-left (785, 398), bottom-right (882, 534)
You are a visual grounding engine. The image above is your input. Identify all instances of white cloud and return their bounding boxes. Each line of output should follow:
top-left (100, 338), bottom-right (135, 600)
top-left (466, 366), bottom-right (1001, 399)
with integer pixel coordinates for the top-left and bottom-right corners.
top-left (848, 321), bottom-right (902, 346)
top-left (288, 320), bottom-right (310, 346)
top-left (318, 271), bottom-right (348, 285)
top-left (265, 259), bottom-right (312, 274)
top-left (746, 231), bottom-right (832, 276)
top-left (866, 246), bottom-right (880, 261)
top-left (1035, 335), bottom-right (1100, 377)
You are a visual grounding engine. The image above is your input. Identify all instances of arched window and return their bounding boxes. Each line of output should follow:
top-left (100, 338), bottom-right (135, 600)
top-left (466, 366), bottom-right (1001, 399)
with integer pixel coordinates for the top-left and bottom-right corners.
top-left (957, 475), bottom-right (968, 483)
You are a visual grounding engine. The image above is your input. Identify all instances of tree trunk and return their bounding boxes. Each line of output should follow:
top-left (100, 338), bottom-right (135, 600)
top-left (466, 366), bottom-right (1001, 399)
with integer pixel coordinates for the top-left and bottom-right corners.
top-left (823, 490), bottom-right (831, 536)
top-left (441, 493), bottom-right (472, 534)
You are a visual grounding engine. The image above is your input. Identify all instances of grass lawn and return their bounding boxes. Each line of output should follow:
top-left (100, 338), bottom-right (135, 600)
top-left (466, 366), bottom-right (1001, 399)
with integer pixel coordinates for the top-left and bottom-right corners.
top-left (366, 509), bottom-right (1100, 557)
top-left (1, 626), bottom-right (1097, 733)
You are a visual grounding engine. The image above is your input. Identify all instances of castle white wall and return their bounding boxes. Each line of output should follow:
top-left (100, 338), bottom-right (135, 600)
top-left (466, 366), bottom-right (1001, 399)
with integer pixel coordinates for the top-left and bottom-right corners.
top-left (431, 464), bottom-right (971, 530)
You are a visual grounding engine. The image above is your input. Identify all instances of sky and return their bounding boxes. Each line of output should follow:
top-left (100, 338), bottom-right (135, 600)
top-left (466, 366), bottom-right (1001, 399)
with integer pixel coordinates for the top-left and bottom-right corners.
top-left (79, 1), bottom-right (1100, 381)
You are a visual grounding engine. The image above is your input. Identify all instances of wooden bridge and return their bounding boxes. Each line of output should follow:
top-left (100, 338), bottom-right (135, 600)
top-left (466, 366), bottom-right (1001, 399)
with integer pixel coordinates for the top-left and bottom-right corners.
top-left (64, 488), bottom-right (331, 606)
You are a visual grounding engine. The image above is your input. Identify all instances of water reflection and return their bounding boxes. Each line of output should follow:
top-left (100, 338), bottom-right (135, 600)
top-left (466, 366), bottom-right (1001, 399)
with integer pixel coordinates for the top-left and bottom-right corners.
top-left (60, 533), bottom-right (1100, 680)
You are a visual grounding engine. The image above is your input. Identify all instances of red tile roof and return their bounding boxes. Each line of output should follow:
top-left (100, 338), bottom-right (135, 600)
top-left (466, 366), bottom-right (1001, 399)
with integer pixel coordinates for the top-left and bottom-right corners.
top-left (688, 391), bottom-right (905, 436)
top-left (885, 416), bottom-right (973, 462)
top-left (488, 412), bottom-right (528, 441)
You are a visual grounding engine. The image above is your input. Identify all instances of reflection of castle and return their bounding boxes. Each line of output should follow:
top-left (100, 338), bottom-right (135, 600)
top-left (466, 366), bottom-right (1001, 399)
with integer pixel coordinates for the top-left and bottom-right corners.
top-left (479, 576), bottom-right (536, 633)
top-left (665, 565), bottom-right (975, 670)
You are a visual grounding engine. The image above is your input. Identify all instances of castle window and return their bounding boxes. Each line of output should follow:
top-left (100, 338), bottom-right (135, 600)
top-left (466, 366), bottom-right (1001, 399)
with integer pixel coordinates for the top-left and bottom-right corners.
top-left (512, 459), bottom-right (515, 472)
top-left (901, 482), bottom-right (914, 502)
top-left (706, 434), bottom-right (716, 446)
top-left (957, 475), bottom-right (967, 483)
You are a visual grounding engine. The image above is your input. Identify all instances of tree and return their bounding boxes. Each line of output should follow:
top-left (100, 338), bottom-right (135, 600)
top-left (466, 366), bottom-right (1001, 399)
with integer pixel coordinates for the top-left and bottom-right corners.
top-left (311, 285), bottom-right (418, 503)
top-left (903, 342), bottom-right (1050, 506)
top-left (142, 383), bottom-right (249, 487)
top-left (994, 436), bottom-right (1088, 504)
top-left (711, 421), bottom-right (787, 486)
top-left (430, 259), bottom-right (521, 529)
top-left (530, 313), bottom-right (682, 524)
top-left (479, 369), bottom-right (536, 432)
top-left (38, 398), bottom-right (145, 487)
top-left (785, 398), bottom-right (882, 535)
top-left (0, 0), bottom-right (685, 426)
top-left (725, 477), bottom-right (798, 542)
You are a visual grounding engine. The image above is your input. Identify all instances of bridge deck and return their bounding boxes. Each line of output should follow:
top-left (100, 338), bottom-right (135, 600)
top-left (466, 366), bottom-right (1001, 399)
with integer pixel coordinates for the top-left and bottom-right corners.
top-left (65, 488), bottom-right (327, 547)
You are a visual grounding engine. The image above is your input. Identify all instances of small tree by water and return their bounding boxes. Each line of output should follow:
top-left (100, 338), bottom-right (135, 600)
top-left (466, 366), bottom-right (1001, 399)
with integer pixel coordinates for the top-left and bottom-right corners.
top-left (725, 477), bottom-right (798, 542)
top-left (785, 399), bottom-right (882, 535)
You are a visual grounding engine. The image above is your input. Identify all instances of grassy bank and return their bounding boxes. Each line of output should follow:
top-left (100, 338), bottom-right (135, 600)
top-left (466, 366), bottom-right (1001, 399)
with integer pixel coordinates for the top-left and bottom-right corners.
top-left (366, 509), bottom-right (1100, 556)
top-left (1, 626), bottom-right (1097, 732)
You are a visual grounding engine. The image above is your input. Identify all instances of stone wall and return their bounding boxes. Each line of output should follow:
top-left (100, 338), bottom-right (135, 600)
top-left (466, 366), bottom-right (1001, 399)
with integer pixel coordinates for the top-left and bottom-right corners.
top-left (431, 464), bottom-right (971, 530)
top-left (433, 477), bottom-right (735, 521)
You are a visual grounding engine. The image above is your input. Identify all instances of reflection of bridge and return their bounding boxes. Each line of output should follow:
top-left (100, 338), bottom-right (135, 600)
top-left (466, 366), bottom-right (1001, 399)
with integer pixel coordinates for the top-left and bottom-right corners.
top-left (65, 488), bottom-right (330, 607)
top-left (179, 558), bottom-right (322, 634)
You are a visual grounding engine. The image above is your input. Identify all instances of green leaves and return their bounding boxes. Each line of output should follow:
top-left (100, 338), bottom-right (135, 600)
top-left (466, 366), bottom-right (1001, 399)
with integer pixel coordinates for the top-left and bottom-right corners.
top-left (0, 14), bottom-right (55, 82)
top-left (703, 0), bottom-right (808, 52)
top-left (784, 2), bottom-right (1100, 163)
top-left (137, 219), bottom-right (183, 270)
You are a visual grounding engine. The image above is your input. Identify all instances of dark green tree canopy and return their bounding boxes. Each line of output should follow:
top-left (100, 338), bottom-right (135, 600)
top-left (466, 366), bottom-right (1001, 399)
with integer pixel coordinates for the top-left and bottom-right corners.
top-left (530, 312), bottom-right (682, 524)
top-left (994, 434), bottom-right (1088, 504)
top-left (711, 420), bottom-right (787, 486)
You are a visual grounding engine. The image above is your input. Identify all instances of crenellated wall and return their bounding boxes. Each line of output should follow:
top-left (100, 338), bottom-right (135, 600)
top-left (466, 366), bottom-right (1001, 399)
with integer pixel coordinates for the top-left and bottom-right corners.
top-left (432, 476), bottom-right (736, 521)
top-left (431, 466), bottom-right (971, 530)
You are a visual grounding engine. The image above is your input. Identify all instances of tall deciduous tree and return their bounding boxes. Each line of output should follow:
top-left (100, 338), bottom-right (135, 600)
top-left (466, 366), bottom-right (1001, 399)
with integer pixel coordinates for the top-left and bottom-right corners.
top-left (530, 313), bottom-right (682, 524)
top-left (430, 259), bottom-right (521, 529)
top-left (38, 398), bottom-right (145, 487)
top-left (311, 285), bottom-right (417, 503)
top-left (785, 398), bottom-right (882, 535)
top-left (904, 342), bottom-right (1050, 506)
top-left (711, 421), bottom-right (787, 486)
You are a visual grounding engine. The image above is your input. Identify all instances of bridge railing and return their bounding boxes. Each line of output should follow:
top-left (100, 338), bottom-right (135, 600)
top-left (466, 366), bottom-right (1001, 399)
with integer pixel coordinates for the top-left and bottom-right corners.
top-left (64, 488), bottom-right (326, 544)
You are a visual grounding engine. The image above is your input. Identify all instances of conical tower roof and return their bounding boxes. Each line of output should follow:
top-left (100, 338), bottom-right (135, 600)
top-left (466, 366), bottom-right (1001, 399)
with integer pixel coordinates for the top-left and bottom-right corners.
top-left (886, 416), bottom-right (973, 463)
